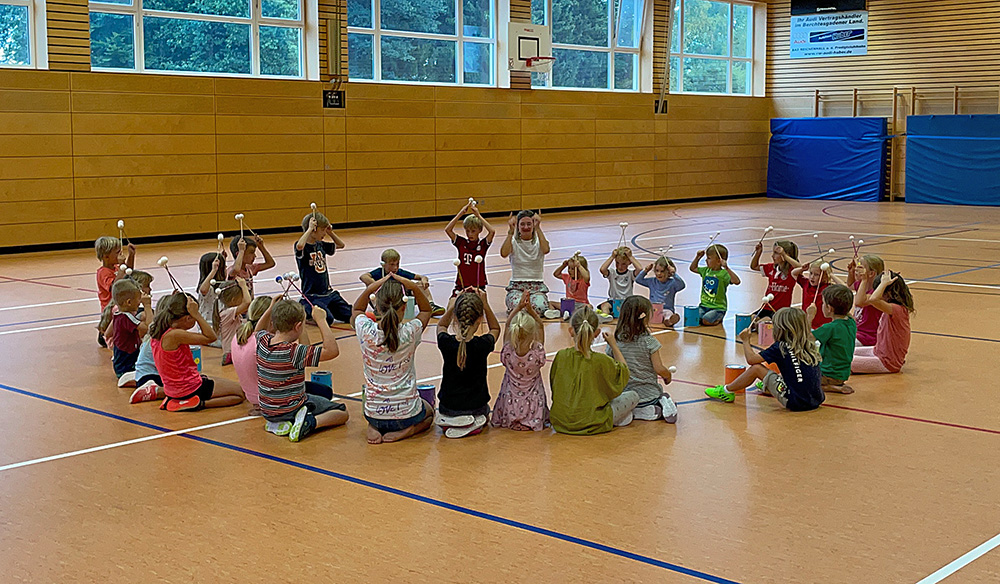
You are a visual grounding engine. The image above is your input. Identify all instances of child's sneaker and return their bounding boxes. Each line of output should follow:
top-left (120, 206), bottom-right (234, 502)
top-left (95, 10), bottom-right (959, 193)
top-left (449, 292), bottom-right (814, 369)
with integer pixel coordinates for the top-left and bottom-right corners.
top-left (632, 404), bottom-right (659, 421)
top-left (129, 380), bottom-right (161, 404)
top-left (753, 380), bottom-right (765, 392)
top-left (543, 309), bottom-right (561, 319)
top-left (265, 420), bottom-right (292, 436)
top-left (436, 413), bottom-right (475, 428)
top-left (562, 311), bottom-right (571, 321)
top-left (221, 353), bottom-right (233, 366)
top-left (289, 406), bottom-right (316, 442)
top-left (443, 415), bottom-right (487, 439)
top-left (705, 385), bottom-right (735, 403)
top-left (97, 332), bottom-right (107, 348)
top-left (659, 394), bottom-right (678, 423)
top-left (431, 303), bottom-right (446, 317)
top-left (161, 395), bottom-right (202, 412)
top-left (117, 371), bottom-right (137, 389)
top-left (596, 309), bottom-right (613, 324)
top-left (613, 412), bottom-right (634, 427)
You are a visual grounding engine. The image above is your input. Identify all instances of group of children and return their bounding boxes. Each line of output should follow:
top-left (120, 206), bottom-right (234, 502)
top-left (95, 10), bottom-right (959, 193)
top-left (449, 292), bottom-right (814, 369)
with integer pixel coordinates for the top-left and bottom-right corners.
top-left (93, 206), bottom-right (915, 444)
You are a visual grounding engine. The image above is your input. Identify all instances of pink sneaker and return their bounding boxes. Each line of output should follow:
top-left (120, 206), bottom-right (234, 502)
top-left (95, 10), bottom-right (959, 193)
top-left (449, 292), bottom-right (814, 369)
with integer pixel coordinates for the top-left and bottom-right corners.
top-left (129, 381), bottom-right (161, 404)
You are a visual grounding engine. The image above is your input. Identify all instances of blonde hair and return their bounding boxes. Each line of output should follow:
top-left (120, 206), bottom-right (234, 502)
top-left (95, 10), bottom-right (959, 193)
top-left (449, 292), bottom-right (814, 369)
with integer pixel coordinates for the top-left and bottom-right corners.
top-left (773, 240), bottom-right (798, 274)
top-left (374, 278), bottom-right (405, 352)
top-left (613, 247), bottom-right (631, 261)
top-left (130, 270), bottom-right (153, 290)
top-left (508, 311), bottom-right (538, 354)
top-left (301, 211), bottom-right (330, 231)
top-left (771, 307), bottom-right (821, 367)
top-left (570, 253), bottom-right (588, 270)
top-left (453, 292), bottom-right (485, 370)
top-left (220, 283), bottom-right (244, 307)
top-left (860, 254), bottom-right (884, 274)
top-left (237, 296), bottom-right (272, 345)
top-left (111, 278), bottom-right (140, 306)
top-left (95, 236), bottom-right (120, 260)
top-left (271, 299), bottom-right (306, 332)
top-left (707, 244), bottom-right (729, 260)
top-left (569, 305), bottom-right (599, 358)
top-left (463, 214), bottom-right (483, 230)
top-left (381, 248), bottom-right (400, 264)
top-left (653, 256), bottom-right (675, 271)
top-left (150, 292), bottom-right (189, 340)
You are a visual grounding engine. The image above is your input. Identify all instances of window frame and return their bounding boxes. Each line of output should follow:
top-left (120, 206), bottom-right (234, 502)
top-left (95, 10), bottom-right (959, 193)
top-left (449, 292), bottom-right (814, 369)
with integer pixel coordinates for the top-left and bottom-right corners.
top-left (531, 0), bottom-right (644, 92)
top-left (669, 0), bottom-right (755, 96)
top-left (346, 0), bottom-right (498, 87)
top-left (88, 0), bottom-right (312, 79)
top-left (1, 0), bottom-right (47, 69)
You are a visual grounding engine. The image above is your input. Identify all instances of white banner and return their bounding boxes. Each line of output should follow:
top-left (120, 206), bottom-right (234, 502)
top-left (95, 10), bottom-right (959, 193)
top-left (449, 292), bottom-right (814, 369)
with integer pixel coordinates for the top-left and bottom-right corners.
top-left (790, 10), bottom-right (868, 59)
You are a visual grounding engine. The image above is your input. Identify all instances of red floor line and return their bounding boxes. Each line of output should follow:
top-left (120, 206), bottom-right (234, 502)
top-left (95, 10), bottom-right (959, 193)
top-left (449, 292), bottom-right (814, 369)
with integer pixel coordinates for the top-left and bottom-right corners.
top-left (0, 275), bottom-right (73, 290)
top-left (821, 403), bottom-right (1000, 436)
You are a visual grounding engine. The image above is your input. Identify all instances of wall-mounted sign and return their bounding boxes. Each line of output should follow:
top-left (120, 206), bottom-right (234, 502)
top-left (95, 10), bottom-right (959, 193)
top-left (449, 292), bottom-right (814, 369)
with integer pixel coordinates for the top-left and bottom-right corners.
top-left (323, 90), bottom-right (345, 109)
top-left (790, 10), bottom-right (868, 59)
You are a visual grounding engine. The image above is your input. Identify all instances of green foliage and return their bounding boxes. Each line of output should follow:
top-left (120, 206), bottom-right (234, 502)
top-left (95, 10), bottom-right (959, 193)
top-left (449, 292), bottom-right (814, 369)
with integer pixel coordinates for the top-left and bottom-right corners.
top-left (90, 12), bottom-right (134, 69)
top-left (0, 4), bottom-right (30, 66)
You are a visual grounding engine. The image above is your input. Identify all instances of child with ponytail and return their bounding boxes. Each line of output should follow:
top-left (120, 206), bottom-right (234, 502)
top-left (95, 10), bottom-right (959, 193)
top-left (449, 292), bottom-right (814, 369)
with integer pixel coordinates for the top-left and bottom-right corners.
top-left (492, 291), bottom-right (548, 431)
top-left (851, 268), bottom-right (913, 374)
top-left (549, 305), bottom-right (636, 435)
top-left (750, 240), bottom-right (800, 322)
top-left (231, 295), bottom-right (276, 410)
top-left (149, 292), bottom-right (245, 412)
top-left (436, 288), bottom-right (501, 438)
top-left (353, 273), bottom-right (434, 444)
top-left (608, 296), bottom-right (677, 423)
top-left (705, 307), bottom-right (824, 411)
top-left (197, 252), bottom-right (227, 348)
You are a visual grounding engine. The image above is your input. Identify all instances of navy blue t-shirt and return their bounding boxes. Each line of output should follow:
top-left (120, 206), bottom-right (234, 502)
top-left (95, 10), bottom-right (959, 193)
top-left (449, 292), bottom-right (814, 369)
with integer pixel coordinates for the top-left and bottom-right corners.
top-left (295, 241), bottom-right (337, 296)
top-left (759, 341), bottom-right (824, 411)
top-left (367, 267), bottom-right (417, 295)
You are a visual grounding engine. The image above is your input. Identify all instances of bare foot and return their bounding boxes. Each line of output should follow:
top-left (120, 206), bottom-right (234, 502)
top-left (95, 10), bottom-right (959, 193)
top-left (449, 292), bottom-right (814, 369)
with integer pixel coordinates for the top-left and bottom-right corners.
top-left (382, 425), bottom-right (417, 443)
top-left (366, 424), bottom-right (384, 444)
top-left (511, 422), bottom-right (532, 431)
top-left (824, 384), bottom-right (855, 395)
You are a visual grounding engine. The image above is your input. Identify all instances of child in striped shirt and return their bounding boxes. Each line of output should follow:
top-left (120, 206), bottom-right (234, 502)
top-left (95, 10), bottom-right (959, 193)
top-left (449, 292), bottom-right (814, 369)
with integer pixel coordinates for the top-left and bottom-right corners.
top-left (256, 299), bottom-right (348, 442)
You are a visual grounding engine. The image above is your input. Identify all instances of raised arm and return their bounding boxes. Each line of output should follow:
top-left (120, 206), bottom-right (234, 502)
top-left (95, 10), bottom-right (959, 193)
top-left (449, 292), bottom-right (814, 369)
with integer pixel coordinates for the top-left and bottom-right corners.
top-left (234, 278), bottom-right (252, 314)
top-left (137, 293), bottom-right (152, 338)
top-left (230, 238), bottom-right (246, 278)
top-left (480, 289), bottom-right (501, 338)
top-left (474, 205), bottom-right (497, 244)
top-left (199, 256), bottom-right (221, 296)
top-left (312, 305), bottom-right (340, 361)
top-left (750, 242), bottom-right (763, 271)
top-left (499, 213), bottom-right (516, 258)
top-left (534, 212), bottom-right (550, 255)
top-left (445, 202), bottom-right (470, 243)
top-left (552, 259), bottom-right (568, 279)
top-left (255, 294), bottom-right (283, 333)
top-left (858, 269), bottom-right (897, 314)
top-left (599, 251), bottom-right (615, 279)
top-left (722, 257), bottom-right (741, 286)
top-left (295, 217), bottom-right (316, 251)
top-left (689, 249), bottom-right (704, 274)
top-left (325, 226), bottom-right (345, 249)
top-left (393, 273), bottom-right (433, 328)
top-left (628, 249), bottom-right (644, 274)
top-left (351, 274), bottom-right (391, 328)
top-left (254, 236), bottom-right (276, 271)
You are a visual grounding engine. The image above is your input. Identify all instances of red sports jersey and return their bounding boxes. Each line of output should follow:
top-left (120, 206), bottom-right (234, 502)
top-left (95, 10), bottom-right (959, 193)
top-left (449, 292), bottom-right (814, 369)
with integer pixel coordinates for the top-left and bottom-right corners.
top-left (453, 236), bottom-right (491, 290)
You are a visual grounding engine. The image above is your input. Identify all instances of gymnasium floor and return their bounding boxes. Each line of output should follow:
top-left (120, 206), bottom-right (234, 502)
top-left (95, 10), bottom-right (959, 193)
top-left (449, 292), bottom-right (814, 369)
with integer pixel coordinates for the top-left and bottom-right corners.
top-left (1, 198), bottom-right (998, 583)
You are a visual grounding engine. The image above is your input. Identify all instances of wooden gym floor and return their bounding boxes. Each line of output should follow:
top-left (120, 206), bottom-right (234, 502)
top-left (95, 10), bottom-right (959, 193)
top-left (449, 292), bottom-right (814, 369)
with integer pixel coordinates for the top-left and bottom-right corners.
top-left (1, 198), bottom-right (999, 583)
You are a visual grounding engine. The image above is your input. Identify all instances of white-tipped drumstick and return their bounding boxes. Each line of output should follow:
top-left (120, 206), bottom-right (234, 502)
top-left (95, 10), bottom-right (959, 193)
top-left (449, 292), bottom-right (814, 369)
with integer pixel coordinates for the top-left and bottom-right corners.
top-left (813, 233), bottom-right (824, 255)
top-left (474, 255), bottom-right (484, 288)
top-left (708, 231), bottom-right (721, 248)
top-left (310, 202), bottom-right (318, 226)
top-left (235, 213), bottom-right (245, 239)
top-left (757, 225), bottom-right (774, 246)
top-left (453, 258), bottom-right (465, 289)
top-left (856, 239), bottom-right (865, 256)
top-left (157, 256), bottom-right (182, 291)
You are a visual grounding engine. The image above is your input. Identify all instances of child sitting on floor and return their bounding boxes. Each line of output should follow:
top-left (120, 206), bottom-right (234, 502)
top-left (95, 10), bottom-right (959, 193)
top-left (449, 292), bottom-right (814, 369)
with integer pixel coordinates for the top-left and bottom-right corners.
top-left (109, 279), bottom-right (152, 389)
top-left (445, 200), bottom-right (495, 294)
top-left (256, 300), bottom-right (348, 442)
top-left (705, 307), bottom-right (824, 412)
top-left (689, 244), bottom-right (740, 326)
top-left (552, 252), bottom-right (594, 319)
top-left (218, 278), bottom-right (251, 366)
top-left (750, 240), bottom-right (800, 322)
top-left (807, 284), bottom-right (857, 394)
top-left (295, 212), bottom-right (352, 324)
top-left (197, 252), bottom-right (227, 348)
top-left (549, 305), bottom-right (636, 435)
top-left (847, 254), bottom-right (885, 347)
top-left (491, 291), bottom-right (548, 431)
top-left (150, 292), bottom-right (245, 412)
top-left (851, 268), bottom-right (913, 375)
top-left (361, 248), bottom-right (444, 316)
top-left (607, 296), bottom-right (677, 423)
top-left (636, 254), bottom-right (686, 327)
top-left (229, 235), bottom-right (275, 297)
top-left (597, 246), bottom-right (643, 320)
top-left (435, 289), bottom-right (500, 438)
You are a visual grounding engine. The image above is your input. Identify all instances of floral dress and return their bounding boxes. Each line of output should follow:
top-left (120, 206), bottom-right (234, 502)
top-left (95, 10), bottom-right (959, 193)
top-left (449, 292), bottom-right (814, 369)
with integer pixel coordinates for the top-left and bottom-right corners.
top-left (491, 342), bottom-right (549, 431)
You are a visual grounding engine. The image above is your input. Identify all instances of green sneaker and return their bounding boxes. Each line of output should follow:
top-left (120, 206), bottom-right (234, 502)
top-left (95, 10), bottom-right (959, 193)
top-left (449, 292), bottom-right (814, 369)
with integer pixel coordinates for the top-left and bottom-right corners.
top-left (753, 380), bottom-right (765, 392)
top-left (265, 420), bottom-right (292, 436)
top-left (705, 385), bottom-right (735, 403)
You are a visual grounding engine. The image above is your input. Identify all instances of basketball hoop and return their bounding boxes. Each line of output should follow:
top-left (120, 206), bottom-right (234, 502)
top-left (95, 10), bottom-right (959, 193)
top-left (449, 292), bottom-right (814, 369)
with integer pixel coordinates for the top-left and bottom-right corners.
top-left (524, 56), bottom-right (556, 73)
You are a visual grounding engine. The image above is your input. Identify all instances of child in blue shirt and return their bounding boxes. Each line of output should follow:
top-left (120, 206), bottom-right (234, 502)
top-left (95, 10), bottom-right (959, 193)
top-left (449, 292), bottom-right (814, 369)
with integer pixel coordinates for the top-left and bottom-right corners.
top-left (295, 212), bottom-right (350, 324)
top-left (635, 255), bottom-right (686, 326)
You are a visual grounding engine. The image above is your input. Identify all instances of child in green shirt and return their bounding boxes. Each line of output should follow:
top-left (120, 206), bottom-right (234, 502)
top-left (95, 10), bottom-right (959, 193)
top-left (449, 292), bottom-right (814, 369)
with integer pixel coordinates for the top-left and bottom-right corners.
top-left (549, 305), bottom-right (635, 435)
top-left (808, 284), bottom-right (857, 394)
top-left (689, 244), bottom-right (741, 325)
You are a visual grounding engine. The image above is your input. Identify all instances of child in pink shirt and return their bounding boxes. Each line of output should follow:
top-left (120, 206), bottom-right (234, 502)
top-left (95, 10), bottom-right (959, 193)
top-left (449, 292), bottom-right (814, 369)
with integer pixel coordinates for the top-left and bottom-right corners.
top-left (552, 253), bottom-right (591, 310)
top-left (851, 269), bottom-right (914, 374)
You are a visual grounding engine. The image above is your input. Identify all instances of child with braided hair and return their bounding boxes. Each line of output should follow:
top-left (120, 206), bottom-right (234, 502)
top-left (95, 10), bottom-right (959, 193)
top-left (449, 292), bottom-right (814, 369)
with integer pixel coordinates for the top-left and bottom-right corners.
top-left (436, 288), bottom-right (501, 438)
top-left (353, 273), bottom-right (434, 445)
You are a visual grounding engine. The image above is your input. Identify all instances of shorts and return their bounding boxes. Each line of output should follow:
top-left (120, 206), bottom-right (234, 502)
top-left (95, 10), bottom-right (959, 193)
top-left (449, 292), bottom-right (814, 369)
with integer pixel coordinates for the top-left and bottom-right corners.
top-left (137, 374), bottom-right (163, 387)
top-left (698, 305), bottom-right (726, 325)
top-left (112, 347), bottom-right (139, 378)
top-left (303, 291), bottom-right (352, 325)
top-left (365, 403), bottom-right (429, 434)
top-left (761, 371), bottom-right (789, 408)
top-left (171, 376), bottom-right (216, 410)
top-left (265, 394), bottom-right (346, 423)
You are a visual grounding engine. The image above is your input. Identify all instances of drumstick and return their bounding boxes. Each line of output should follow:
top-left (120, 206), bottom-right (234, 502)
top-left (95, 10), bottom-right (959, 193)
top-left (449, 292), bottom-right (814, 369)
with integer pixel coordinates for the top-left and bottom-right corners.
top-left (235, 213), bottom-right (244, 239)
top-left (453, 258), bottom-right (464, 289)
top-left (157, 257), bottom-right (182, 291)
top-left (708, 231), bottom-right (721, 248)
top-left (474, 255), bottom-right (483, 288)
top-left (757, 225), bottom-right (774, 246)
top-left (813, 233), bottom-right (823, 255)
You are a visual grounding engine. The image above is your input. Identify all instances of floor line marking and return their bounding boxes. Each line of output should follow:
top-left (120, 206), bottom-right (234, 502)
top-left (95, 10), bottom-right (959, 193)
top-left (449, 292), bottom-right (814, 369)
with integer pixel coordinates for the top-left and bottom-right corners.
top-left (0, 382), bottom-right (739, 584)
top-left (0, 416), bottom-right (256, 473)
top-left (915, 532), bottom-right (1000, 584)
top-left (821, 404), bottom-right (1000, 436)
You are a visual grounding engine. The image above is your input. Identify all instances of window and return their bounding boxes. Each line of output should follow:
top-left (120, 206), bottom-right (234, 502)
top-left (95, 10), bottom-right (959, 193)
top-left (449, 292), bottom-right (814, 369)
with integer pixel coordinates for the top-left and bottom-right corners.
top-left (1, 0), bottom-right (38, 67)
top-left (531, 0), bottom-right (642, 91)
top-left (670, 0), bottom-right (753, 94)
top-left (89, 0), bottom-right (306, 77)
top-left (347, 0), bottom-right (496, 85)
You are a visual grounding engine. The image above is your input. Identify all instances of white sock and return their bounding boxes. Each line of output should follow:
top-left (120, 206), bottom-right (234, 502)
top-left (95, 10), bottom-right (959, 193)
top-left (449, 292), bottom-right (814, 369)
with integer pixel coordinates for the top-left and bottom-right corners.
top-left (722, 385), bottom-right (735, 395)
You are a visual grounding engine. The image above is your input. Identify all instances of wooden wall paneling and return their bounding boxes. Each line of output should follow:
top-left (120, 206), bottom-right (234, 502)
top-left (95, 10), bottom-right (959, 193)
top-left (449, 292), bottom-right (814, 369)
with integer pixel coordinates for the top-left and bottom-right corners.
top-left (595, 95), bottom-right (656, 205)
top-left (70, 73), bottom-right (218, 241)
top-left (509, 0), bottom-right (533, 90)
top-left (216, 78), bottom-right (325, 232)
top-left (434, 87), bottom-right (522, 215)
top-left (318, 0), bottom-right (348, 82)
top-left (46, 0), bottom-right (91, 72)
top-left (344, 84), bottom-right (438, 222)
top-left (652, 0), bottom-right (669, 95)
top-left (519, 91), bottom-right (599, 209)
top-left (0, 71), bottom-right (74, 246)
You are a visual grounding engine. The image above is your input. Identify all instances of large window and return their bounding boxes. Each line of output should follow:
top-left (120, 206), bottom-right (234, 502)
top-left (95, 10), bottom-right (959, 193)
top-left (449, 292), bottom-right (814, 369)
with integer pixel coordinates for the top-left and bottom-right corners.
top-left (670, 0), bottom-right (753, 94)
top-left (89, 0), bottom-right (306, 77)
top-left (530, 0), bottom-right (642, 91)
top-left (1, 0), bottom-right (34, 67)
top-left (347, 0), bottom-right (496, 85)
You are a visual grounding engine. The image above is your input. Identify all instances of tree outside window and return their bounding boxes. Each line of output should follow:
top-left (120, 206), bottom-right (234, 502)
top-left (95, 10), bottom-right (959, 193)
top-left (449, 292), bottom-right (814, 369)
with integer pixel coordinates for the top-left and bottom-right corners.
top-left (1, 0), bottom-right (32, 67)
top-left (670, 0), bottom-right (753, 95)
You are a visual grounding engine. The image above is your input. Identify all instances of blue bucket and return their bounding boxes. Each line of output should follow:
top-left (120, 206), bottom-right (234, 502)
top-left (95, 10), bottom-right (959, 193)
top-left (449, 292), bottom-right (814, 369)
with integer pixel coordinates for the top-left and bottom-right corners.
top-left (404, 295), bottom-right (416, 320)
top-left (683, 306), bottom-right (700, 328)
top-left (311, 370), bottom-right (333, 390)
top-left (612, 298), bottom-right (624, 318)
top-left (191, 346), bottom-right (202, 372)
top-left (417, 383), bottom-right (436, 407)
top-left (735, 313), bottom-right (752, 334)
top-left (560, 298), bottom-right (576, 316)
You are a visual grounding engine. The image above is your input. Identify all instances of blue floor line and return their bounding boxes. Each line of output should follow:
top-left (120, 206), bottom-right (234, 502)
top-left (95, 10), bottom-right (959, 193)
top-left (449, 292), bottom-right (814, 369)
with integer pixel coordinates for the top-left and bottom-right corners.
top-left (0, 313), bottom-right (101, 328)
top-left (0, 381), bottom-right (739, 584)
